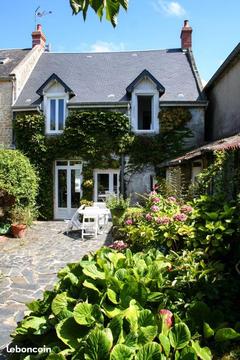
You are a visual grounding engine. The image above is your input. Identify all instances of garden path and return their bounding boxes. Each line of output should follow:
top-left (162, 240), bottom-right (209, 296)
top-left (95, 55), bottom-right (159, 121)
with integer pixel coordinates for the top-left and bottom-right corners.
top-left (0, 221), bottom-right (112, 349)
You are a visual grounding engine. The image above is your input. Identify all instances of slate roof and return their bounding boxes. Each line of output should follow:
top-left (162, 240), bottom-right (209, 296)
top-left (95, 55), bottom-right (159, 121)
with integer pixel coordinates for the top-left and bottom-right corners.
top-left (0, 49), bottom-right (30, 78)
top-left (14, 48), bottom-right (204, 107)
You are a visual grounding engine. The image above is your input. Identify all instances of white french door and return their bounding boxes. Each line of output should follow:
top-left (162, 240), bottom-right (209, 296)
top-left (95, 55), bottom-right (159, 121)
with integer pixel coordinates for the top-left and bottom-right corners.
top-left (94, 169), bottom-right (120, 202)
top-left (54, 160), bottom-right (82, 219)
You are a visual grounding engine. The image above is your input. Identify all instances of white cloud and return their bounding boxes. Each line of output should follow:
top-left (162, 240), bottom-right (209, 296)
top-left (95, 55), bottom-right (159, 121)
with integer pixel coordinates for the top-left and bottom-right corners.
top-left (153, 0), bottom-right (186, 17)
top-left (89, 41), bottom-right (126, 53)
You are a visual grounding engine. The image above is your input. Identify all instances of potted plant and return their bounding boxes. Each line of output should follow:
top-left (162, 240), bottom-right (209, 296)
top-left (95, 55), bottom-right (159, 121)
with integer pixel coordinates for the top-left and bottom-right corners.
top-left (106, 195), bottom-right (130, 226)
top-left (10, 206), bottom-right (32, 238)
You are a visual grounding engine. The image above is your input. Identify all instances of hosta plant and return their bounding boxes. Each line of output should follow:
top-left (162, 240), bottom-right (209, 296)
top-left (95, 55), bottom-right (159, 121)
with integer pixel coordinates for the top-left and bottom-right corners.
top-left (10, 247), bottom-right (239, 359)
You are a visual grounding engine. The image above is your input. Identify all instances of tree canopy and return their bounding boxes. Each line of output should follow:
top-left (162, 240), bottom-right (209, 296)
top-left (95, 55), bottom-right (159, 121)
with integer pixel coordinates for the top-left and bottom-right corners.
top-left (70, 0), bottom-right (128, 27)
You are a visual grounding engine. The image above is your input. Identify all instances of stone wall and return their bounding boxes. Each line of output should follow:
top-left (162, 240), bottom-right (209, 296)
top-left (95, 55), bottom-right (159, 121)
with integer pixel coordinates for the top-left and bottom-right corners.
top-left (0, 80), bottom-right (13, 147)
top-left (0, 45), bottom-right (44, 147)
top-left (11, 45), bottom-right (44, 101)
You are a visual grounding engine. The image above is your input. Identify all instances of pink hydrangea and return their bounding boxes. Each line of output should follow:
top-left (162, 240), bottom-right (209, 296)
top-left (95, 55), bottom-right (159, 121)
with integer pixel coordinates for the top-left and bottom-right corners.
top-left (146, 213), bottom-right (152, 221)
top-left (173, 213), bottom-right (188, 222)
top-left (108, 241), bottom-right (128, 250)
top-left (151, 205), bottom-right (159, 212)
top-left (159, 309), bottom-right (174, 328)
top-left (180, 205), bottom-right (193, 214)
top-left (168, 196), bottom-right (177, 203)
top-left (152, 197), bottom-right (161, 203)
top-left (150, 191), bottom-right (157, 196)
top-left (156, 216), bottom-right (170, 225)
top-left (125, 219), bottom-right (133, 225)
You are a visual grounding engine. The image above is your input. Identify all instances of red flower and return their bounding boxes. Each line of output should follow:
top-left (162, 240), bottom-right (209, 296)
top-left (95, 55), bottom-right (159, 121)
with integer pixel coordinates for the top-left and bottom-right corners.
top-left (159, 309), bottom-right (174, 328)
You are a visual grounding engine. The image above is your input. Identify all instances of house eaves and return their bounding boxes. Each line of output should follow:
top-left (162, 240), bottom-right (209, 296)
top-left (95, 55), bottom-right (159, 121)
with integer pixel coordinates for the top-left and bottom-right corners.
top-left (126, 69), bottom-right (165, 95)
top-left (204, 42), bottom-right (240, 92)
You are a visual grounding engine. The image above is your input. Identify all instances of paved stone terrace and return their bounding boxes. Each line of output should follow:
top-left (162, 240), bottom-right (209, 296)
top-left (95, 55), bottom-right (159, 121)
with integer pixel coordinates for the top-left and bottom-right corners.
top-left (0, 221), bottom-right (112, 349)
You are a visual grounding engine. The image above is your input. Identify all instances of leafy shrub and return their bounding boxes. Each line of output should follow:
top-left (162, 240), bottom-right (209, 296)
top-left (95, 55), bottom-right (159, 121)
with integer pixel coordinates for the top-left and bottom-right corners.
top-left (11, 247), bottom-right (240, 358)
top-left (0, 150), bottom-right (39, 216)
top-left (121, 192), bottom-right (236, 256)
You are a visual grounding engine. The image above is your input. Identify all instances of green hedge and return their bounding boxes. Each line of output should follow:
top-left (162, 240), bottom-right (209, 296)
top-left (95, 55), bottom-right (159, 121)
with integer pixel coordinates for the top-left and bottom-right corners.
top-left (0, 149), bottom-right (39, 209)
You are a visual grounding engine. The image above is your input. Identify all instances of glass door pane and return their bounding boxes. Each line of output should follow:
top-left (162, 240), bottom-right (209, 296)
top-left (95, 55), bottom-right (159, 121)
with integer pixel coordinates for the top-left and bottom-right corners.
top-left (113, 173), bottom-right (118, 195)
top-left (97, 173), bottom-right (109, 201)
top-left (71, 169), bottom-right (81, 208)
top-left (58, 169), bottom-right (67, 208)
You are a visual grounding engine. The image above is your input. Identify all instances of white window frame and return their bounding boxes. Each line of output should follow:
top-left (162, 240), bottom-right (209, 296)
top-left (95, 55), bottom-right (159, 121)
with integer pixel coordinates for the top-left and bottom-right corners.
top-left (131, 89), bottom-right (159, 134)
top-left (44, 93), bottom-right (67, 134)
top-left (93, 169), bottom-right (120, 202)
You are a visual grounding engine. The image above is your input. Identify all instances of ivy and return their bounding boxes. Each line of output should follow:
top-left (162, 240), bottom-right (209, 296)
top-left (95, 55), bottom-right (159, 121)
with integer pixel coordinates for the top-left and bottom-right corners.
top-left (128, 108), bottom-right (193, 172)
top-left (14, 108), bottom-right (193, 218)
top-left (14, 111), bottom-right (131, 218)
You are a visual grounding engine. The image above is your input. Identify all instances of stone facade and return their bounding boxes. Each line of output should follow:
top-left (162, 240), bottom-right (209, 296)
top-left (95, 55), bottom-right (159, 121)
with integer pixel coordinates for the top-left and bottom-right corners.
top-left (0, 80), bottom-right (13, 147)
top-left (0, 45), bottom-right (44, 147)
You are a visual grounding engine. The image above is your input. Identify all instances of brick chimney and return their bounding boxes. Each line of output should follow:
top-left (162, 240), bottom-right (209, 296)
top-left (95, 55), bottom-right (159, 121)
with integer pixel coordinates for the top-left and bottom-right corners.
top-left (32, 24), bottom-right (46, 48)
top-left (180, 20), bottom-right (192, 50)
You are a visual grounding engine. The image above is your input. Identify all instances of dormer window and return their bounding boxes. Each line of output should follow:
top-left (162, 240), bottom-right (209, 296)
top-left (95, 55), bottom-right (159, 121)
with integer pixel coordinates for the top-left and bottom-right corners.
top-left (36, 73), bottom-right (75, 135)
top-left (126, 69), bottom-right (165, 134)
top-left (47, 97), bottom-right (66, 133)
top-left (137, 95), bottom-right (153, 130)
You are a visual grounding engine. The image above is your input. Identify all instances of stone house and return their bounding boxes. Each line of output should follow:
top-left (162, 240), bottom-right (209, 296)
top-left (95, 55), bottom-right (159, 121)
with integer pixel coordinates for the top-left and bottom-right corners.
top-left (162, 42), bottom-right (240, 192)
top-left (0, 27), bottom-right (46, 147)
top-left (12, 21), bottom-right (206, 219)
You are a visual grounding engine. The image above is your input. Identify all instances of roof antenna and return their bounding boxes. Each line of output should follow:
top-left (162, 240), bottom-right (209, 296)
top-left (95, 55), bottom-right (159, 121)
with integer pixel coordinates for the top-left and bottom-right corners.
top-left (34, 6), bottom-right (52, 29)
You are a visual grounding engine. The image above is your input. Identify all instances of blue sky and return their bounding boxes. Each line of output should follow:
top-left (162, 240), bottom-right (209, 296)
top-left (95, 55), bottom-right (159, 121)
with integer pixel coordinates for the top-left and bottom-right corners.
top-left (0, 0), bottom-right (239, 83)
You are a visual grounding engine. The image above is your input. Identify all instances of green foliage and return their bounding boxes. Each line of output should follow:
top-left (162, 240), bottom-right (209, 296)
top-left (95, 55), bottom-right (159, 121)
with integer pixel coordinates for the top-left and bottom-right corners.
top-left (70, 0), bottom-right (128, 27)
top-left (121, 192), bottom-right (236, 257)
top-left (14, 111), bottom-right (131, 218)
top-left (0, 150), bottom-right (39, 219)
top-left (128, 108), bottom-right (193, 172)
top-left (12, 246), bottom-right (240, 358)
top-left (12, 247), bottom-right (224, 358)
top-left (159, 107), bottom-right (192, 134)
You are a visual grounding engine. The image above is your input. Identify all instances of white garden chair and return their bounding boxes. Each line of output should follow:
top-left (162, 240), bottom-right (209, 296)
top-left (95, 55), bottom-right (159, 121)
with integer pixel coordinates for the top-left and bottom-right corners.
top-left (65, 205), bottom-right (85, 234)
top-left (80, 211), bottom-right (99, 239)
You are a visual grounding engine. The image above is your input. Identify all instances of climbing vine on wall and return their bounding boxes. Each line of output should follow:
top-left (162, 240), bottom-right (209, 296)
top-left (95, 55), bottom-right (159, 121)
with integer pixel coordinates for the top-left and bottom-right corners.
top-left (14, 107), bottom-right (193, 218)
top-left (128, 107), bottom-right (193, 172)
top-left (14, 111), bottom-right (132, 218)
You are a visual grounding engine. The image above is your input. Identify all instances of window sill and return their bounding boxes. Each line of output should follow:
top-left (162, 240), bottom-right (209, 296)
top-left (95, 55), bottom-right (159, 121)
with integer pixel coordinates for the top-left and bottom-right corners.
top-left (133, 130), bottom-right (157, 134)
top-left (45, 131), bottom-right (64, 135)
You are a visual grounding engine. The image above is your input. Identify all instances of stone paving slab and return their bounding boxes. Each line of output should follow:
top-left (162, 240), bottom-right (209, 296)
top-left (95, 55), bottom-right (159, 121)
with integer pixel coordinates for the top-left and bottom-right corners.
top-left (0, 221), bottom-right (112, 350)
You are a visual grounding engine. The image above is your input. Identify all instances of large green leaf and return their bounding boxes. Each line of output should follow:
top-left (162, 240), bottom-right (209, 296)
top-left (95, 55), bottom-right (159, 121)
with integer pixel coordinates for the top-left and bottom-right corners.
top-left (51, 292), bottom-right (76, 319)
top-left (46, 354), bottom-right (66, 360)
top-left (82, 264), bottom-right (105, 280)
top-left (191, 341), bottom-right (212, 360)
top-left (138, 309), bottom-right (158, 343)
top-left (215, 327), bottom-right (240, 342)
top-left (107, 288), bottom-right (120, 304)
top-left (108, 315), bottom-right (123, 343)
top-left (73, 302), bottom-right (103, 326)
top-left (203, 322), bottom-right (214, 339)
top-left (110, 344), bottom-right (134, 360)
top-left (159, 334), bottom-right (170, 357)
top-left (169, 323), bottom-right (191, 350)
top-left (84, 328), bottom-right (113, 360)
top-left (83, 279), bottom-right (101, 294)
top-left (56, 317), bottom-right (84, 349)
top-left (107, 252), bottom-right (126, 268)
top-left (15, 316), bottom-right (47, 335)
top-left (180, 346), bottom-right (197, 360)
top-left (135, 342), bottom-right (163, 360)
